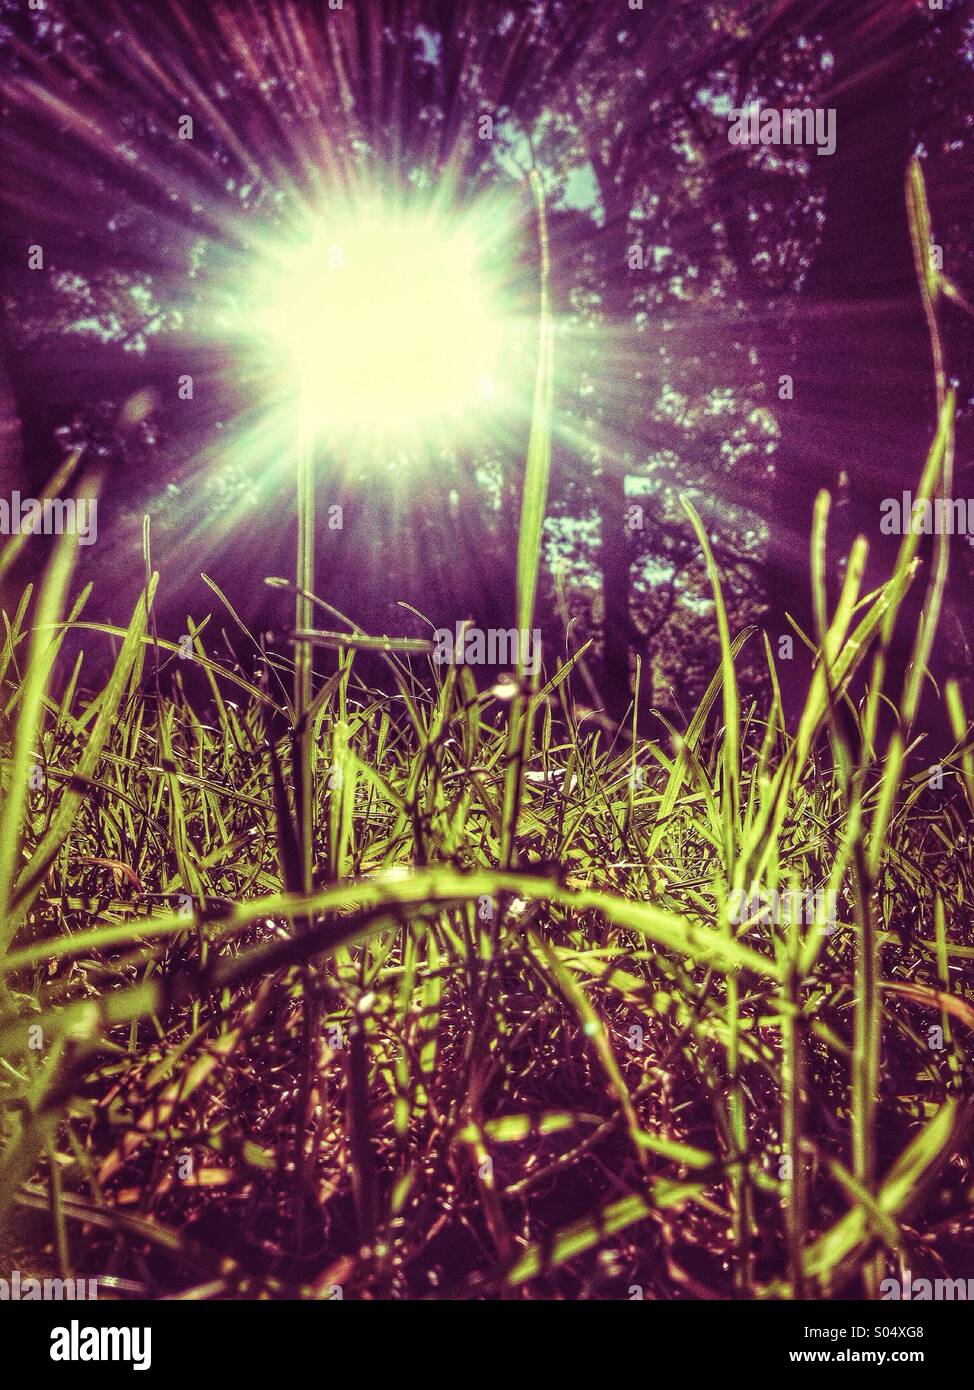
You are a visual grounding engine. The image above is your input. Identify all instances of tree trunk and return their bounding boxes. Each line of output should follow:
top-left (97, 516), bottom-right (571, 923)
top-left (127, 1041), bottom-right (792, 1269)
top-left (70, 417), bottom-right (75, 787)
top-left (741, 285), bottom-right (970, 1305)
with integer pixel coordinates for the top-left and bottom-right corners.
top-left (599, 462), bottom-right (632, 722)
top-left (767, 12), bottom-right (936, 729)
top-left (594, 167), bottom-right (638, 724)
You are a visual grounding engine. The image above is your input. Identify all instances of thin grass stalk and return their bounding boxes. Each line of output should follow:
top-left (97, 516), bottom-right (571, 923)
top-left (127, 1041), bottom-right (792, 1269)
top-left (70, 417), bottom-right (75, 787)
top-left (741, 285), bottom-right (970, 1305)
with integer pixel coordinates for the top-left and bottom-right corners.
top-left (781, 917), bottom-right (806, 1298)
top-left (292, 403), bottom-right (320, 1244)
top-left (680, 498), bottom-right (752, 1289)
top-left (502, 167), bottom-right (553, 868)
top-left (46, 1133), bottom-right (70, 1278)
top-left (294, 415), bottom-right (316, 889)
top-left (851, 838), bottom-right (880, 1294)
top-left (0, 527), bottom-right (81, 973)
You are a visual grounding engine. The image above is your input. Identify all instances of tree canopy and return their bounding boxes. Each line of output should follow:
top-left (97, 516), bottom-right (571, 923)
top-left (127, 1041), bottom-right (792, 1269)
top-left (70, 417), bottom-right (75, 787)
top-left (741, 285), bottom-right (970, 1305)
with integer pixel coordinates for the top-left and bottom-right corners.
top-left (1, 0), bottom-right (972, 723)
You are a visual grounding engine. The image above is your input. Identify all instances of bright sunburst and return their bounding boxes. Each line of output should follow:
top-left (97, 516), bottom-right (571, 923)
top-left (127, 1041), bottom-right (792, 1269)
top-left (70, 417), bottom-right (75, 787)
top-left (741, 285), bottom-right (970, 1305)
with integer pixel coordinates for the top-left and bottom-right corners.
top-left (249, 201), bottom-right (509, 444)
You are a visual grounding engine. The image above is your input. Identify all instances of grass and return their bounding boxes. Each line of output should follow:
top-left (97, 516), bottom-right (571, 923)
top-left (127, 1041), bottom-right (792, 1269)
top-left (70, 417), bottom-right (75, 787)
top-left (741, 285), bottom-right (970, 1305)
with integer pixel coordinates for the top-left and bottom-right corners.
top-left (2, 161), bottom-right (974, 1300)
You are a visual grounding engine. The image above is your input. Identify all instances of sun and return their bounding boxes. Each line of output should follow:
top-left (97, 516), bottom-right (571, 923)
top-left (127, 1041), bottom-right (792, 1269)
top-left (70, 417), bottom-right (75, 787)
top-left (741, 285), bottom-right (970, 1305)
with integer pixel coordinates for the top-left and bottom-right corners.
top-left (250, 200), bottom-right (508, 444)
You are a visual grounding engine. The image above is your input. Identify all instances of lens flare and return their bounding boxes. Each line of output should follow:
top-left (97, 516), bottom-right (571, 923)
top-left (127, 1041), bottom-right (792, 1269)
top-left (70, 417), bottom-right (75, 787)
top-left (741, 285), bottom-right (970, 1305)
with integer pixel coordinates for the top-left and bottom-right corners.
top-left (250, 202), bottom-right (507, 443)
